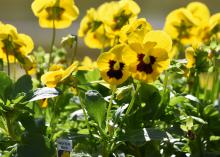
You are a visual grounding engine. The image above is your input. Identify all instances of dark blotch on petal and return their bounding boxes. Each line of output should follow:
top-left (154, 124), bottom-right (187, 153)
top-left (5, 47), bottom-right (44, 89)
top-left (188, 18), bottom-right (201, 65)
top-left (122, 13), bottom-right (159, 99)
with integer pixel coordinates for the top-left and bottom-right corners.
top-left (107, 60), bottom-right (125, 80)
top-left (137, 54), bottom-right (156, 74)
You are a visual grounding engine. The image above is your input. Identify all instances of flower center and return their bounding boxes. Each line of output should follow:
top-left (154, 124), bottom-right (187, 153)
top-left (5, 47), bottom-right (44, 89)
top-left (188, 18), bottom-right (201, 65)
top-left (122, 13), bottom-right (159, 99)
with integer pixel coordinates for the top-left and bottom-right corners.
top-left (2, 36), bottom-right (20, 56)
top-left (107, 60), bottom-right (125, 80)
top-left (114, 11), bottom-right (131, 30)
top-left (46, 6), bottom-right (65, 20)
top-left (137, 54), bottom-right (156, 74)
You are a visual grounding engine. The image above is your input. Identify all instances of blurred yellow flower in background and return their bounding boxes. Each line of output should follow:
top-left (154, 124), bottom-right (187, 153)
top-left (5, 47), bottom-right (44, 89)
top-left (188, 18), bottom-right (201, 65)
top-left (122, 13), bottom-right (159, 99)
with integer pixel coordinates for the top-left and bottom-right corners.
top-left (0, 23), bottom-right (34, 63)
top-left (97, 44), bottom-right (135, 85)
top-left (98, 0), bottom-right (140, 37)
top-left (119, 18), bottom-right (152, 44)
top-left (31, 0), bottom-right (79, 29)
top-left (78, 8), bottom-right (111, 49)
top-left (78, 0), bottom-right (140, 49)
top-left (164, 2), bottom-right (210, 54)
top-left (128, 31), bottom-right (172, 83)
top-left (41, 62), bottom-right (78, 87)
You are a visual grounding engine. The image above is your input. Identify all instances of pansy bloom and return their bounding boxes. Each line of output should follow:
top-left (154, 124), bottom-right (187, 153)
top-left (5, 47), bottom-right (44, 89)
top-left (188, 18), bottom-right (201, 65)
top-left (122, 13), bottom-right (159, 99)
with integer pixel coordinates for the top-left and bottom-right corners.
top-left (0, 23), bottom-right (34, 63)
top-left (119, 18), bottom-right (152, 44)
top-left (78, 8), bottom-right (111, 49)
top-left (97, 44), bottom-right (135, 85)
top-left (164, 2), bottom-right (210, 46)
top-left (98, 0), bottom-right (140, 37)
top-left (128, 31), bottom-right (172, 83)
top-left (41, 62), bottom-right (78, 87)
top-left (31, 0), bottom-right (79, 29)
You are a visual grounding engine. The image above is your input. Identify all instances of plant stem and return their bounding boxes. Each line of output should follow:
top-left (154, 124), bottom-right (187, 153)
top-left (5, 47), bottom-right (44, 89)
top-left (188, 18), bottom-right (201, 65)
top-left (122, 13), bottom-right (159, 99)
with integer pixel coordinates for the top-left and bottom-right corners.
top-left (126, 82), bottom-right (141, 115)
top-left (13, 58), bottom-right (16, 81)
top-left (78, 90), bottom-right (91, 132)
top-left (106, 86), bottom-right (116, 124)
top-left (6, 50), bottom-right (10, 77)
top-left (71, 36), bottom-right (78, 63)
top-left (162, 70), bottom-right (169, 101)
top-left (5, 113), bottom-right (14, 138)
top-left (48, 20), bottom-right (56, 69)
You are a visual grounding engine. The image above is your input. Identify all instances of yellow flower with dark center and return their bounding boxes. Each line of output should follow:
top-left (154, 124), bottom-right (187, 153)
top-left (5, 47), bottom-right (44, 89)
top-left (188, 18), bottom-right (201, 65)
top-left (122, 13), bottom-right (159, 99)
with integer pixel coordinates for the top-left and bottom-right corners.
top-left (97, 44), bottom-right (135, 85)
top-left (78, 8), bottom-right (111, 49)
top-left (41, 62), bottom-right (78, 87)
top-left (185, 47), bottom-right (195, 69)
top-left (128, 31), bottom-right (172, 83)
top-left (164, 2), bottom-right (210, 47)
top-left (31, 0), bottom-right (79, 29)
top-left (0, 23), bottom-right (34, 63)
top-left (119, 18), bottom-right (152, 44)
top-left (98, 0), bottom-right (140, 37)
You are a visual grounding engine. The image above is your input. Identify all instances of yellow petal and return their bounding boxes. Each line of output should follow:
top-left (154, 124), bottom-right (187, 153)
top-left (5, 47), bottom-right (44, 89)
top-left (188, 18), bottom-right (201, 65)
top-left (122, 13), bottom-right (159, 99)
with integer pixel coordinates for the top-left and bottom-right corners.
top-left (62, 61), bottom-right (78, 81)
top-left (186, 2), bottom-right (210, 25)
top-left (143, 30), bottom-right (172, 53)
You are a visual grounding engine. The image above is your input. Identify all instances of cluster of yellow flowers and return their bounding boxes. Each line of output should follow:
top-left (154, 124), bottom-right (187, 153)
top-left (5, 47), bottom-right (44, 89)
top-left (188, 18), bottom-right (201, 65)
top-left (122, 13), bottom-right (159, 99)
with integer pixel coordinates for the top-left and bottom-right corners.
top-left (1, 0), bottom-right (219, 90)
top-left (0, 22), bottom-right (35, 74)
top-left (78, 0), bottom-right (141, 49)
top-left (78, 0), bottom-right (172, 86)
top-left (164, 2), bottom-right (220, 58)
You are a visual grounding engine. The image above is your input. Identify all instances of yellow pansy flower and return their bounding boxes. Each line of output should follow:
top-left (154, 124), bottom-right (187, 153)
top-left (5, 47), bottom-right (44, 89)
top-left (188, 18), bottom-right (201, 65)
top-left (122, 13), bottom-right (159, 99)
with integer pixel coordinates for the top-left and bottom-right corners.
top-left (97, 44), bottom-right (135, 85)
top-left (164, 8), bottom-right (197, 44)
top-left (41, 62), bottom-right (78, 87)
top-left (119, 18), bottom-right (152, 44)
top-left (185, 47), bottom-right (195, 69)
top-left (78, 56), bottom-right (97, 71)
top-left (98, 0), bottom-right (140, 37)
top-left (84, 25), bottom-right (111, 49)
top-left (78, 8), bottom-right (99, 37)
top-left (31, 0), bottom-right (79, 29)
top-left (0, 23), bottom-right (34, 63)
top-left (128, 31), bottom-right (171, 83)
top-left (78, 8), bottom-right (111, 49)
top-left (164, 2), bottom-right (210, 46)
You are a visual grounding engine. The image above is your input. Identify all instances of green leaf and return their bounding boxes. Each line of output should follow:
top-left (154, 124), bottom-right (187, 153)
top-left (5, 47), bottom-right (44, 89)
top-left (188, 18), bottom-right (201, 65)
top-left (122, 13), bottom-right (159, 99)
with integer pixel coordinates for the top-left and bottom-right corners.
top-left (12, 75), bottom-right (33, 98)
top-left (139, 83), bottom-right (161, 105)
top-left (122, 128), bottom-right (173, 146)
top-left (84, 90), bottom-right (106, 128)
top-left (26, 87), bottom-right (61, 102)
top-left (84, 68), bottom-right (100, 82)
top-left (0, 72), bottom-right (12, 101)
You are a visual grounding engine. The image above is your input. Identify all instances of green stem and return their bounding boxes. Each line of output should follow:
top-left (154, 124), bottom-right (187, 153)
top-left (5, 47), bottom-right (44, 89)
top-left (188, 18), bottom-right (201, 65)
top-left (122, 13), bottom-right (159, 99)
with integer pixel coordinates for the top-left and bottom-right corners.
top-left (5, 113), bottom-right (14, 138)
top-left (162, 71), bottom-right (169, 100)
top-left (212, 58), bottom-right (219, 102)
top-left (106, 86), bottom-right (116, 124)
top-left (13, 58), bottom-right (16, 81)
top-left (71, 36), bottom-right (78, 63)
top-left (6, 50), bottom-right (10, 77)
top-left (78, 90), bottom-right (91, 132)
top-left (126, 82), bottom-right (141, 115)
top-left (48, 20), bottom-right (56, 69)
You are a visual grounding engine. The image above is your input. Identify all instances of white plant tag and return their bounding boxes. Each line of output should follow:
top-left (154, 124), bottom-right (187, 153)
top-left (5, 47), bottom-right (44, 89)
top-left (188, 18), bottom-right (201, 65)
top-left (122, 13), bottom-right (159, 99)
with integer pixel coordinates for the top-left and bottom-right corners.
top-left (57, 138), bottom-right (72, 157)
